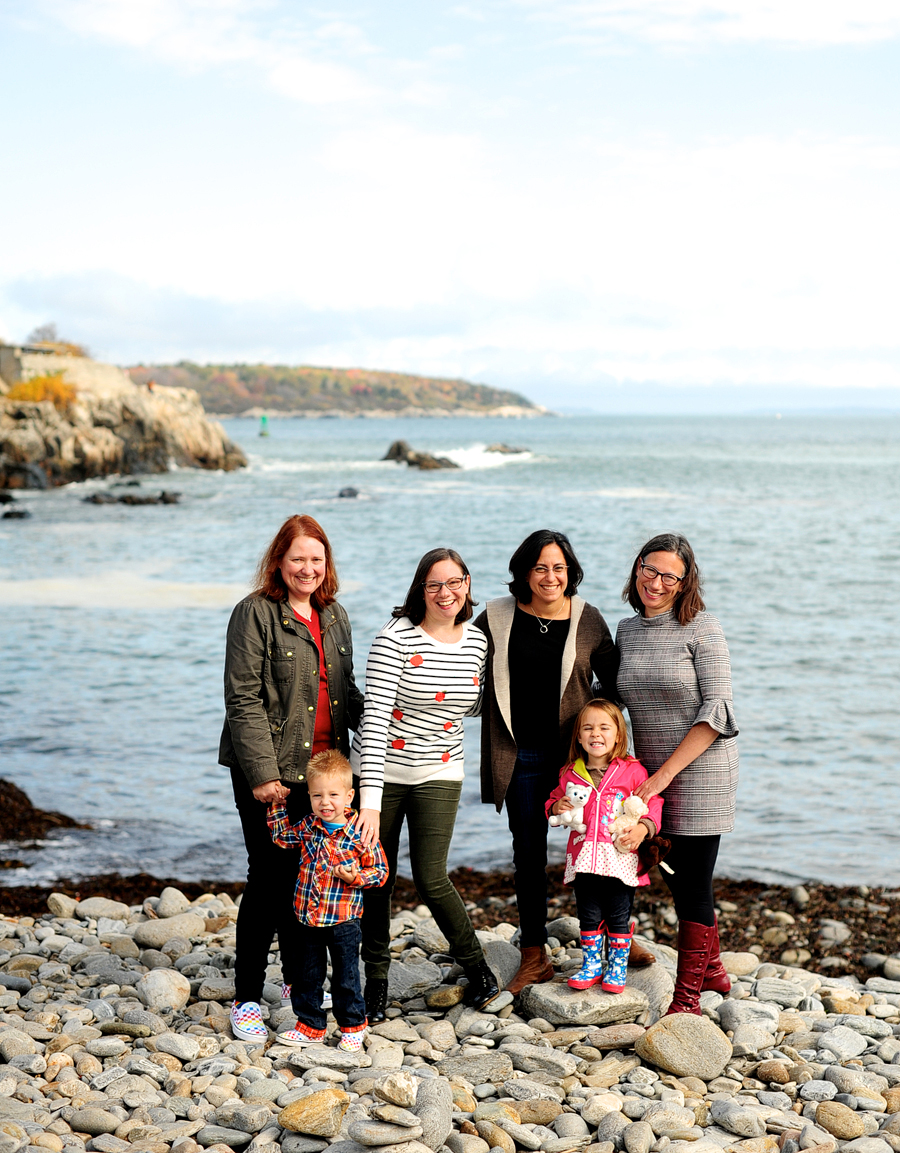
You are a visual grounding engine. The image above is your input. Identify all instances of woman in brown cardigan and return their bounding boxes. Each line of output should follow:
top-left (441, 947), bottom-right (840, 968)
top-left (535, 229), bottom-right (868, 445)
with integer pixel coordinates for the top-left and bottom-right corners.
top-left (474, 529), bottom-right (634, 994)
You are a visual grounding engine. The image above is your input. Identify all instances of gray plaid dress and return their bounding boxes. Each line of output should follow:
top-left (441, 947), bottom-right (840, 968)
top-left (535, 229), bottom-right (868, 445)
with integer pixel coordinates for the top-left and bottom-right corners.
top-left (616, 610), bottom-right (739, 835)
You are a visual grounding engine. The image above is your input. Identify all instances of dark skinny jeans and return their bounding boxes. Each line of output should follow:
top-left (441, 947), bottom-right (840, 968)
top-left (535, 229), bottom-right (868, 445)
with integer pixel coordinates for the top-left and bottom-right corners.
top-left (231, 766), bottom-right (310, 1005)
top-left (661, 833), bottom-right (721, 926)
top-left (360, 780), bottom-right (483, 980)
top-left (504, 749), bottom-right (559, 947)
top-left (573, 874), bottom-right (635, 935)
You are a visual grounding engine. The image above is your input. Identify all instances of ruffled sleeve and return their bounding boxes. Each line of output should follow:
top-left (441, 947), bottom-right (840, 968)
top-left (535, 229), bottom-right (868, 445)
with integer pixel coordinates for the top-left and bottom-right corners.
top-left (690, 615), bottom-right (739, 738)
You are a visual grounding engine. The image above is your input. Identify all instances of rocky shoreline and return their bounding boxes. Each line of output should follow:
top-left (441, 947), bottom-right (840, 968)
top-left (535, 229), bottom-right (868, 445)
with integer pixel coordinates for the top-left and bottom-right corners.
top-left (0, 351), bottom-right (245, 489)
top-left (2, 879), bottom-right (900, 1153)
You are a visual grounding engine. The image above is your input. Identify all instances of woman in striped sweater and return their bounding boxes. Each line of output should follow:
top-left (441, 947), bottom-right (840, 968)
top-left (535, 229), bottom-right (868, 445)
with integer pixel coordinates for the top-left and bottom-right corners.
top-left (351, 548), bottom-right (499, 1021)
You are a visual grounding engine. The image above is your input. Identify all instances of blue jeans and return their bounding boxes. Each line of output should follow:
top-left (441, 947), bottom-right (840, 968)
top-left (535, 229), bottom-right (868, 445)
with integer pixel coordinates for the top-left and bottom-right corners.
top-left (505, 749), bottom-right (560, 947)
top-left (290, 918), bottom-right (365, 1031)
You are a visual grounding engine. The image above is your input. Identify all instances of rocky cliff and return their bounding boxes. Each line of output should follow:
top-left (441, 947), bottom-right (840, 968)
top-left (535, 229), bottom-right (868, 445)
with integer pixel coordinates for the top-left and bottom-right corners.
top-left (0, 349), bottom-right (246, 488)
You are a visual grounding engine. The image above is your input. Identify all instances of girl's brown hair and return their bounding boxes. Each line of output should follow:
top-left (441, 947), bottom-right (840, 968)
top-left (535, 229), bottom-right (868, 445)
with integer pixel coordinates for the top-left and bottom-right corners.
top-left (568, 699), bottom-right (630, 764)
top-left (622, 532), bottom-right (705, 626)
top-left (250, 514), bottom-right (338, 608)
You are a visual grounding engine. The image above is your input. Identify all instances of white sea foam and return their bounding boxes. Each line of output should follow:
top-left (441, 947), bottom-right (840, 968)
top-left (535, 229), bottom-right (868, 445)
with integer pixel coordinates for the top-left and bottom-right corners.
top-left (440, 444), bottom-right (535, 469)
top-left (0, 572), bottom-right (363, 609)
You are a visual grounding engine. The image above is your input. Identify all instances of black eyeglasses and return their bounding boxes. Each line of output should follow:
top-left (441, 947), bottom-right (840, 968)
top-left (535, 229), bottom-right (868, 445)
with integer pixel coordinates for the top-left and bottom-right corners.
top-left (639, 560), bottom-right (684, 588)
top-left (423, 577), bottom-right (467, 593)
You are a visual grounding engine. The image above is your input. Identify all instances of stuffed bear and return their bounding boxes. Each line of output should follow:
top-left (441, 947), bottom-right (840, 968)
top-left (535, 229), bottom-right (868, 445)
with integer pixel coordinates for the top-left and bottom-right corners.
top-left (547, 780), bottom-right (591, 835)
top-left (610, 794), bottom-right (649, 851)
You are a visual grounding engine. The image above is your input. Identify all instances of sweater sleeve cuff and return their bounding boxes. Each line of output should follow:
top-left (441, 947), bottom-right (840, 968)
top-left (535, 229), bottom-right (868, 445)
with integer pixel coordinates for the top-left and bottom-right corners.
top-left (359, 785), bottom-right (383, 813)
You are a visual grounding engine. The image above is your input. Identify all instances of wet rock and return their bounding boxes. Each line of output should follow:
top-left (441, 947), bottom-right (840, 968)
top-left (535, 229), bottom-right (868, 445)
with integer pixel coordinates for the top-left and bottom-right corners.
top-left (135, 968), bottom-right (191, 1011)
top-left (386, 961), bottom-right (444, 1002)
top-left (475, 1119), bottom-right (516, 1153)
top-left (435, 1052), bottom-right (513, 1082)
top-left (446, 1136), bottom-right (489, 1153)
top-left (635, 1015), bottom-right (732, 1080)
top-left (68, 1109), bottom-right (121, 1137)
top-left (411, 1077), bottom-right (453, 1151)
top-left (348, 1120), bottom-right (425, 1146)
top-left (519, 982), bottom-right (648, 1026)
top-left (279, 1089), bottom-right (350, 1137)
top-left (133, 913), bottom-right (206, 948)
top-left (815, 1102), bottom-right (866, 1140)
top-left (817, 1026), bottom-right (868, 1061)
top-left (197, 1125), bottom-right (254, 1147)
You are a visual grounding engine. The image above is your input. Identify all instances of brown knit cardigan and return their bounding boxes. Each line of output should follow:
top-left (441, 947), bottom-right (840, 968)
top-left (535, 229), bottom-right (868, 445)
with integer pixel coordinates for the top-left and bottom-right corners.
top-left (473, 595), bottom-right (619, 811)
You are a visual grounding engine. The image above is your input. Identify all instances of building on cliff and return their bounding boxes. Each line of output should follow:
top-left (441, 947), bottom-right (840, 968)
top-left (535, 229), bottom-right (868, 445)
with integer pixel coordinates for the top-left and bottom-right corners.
top-left (0, 345), bottom-right (246, 489)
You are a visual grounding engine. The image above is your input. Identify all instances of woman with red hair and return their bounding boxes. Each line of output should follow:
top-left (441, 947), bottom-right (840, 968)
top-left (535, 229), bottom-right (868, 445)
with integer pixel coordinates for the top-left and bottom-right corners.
top-left (219, 515), bottom-right (364, 1044)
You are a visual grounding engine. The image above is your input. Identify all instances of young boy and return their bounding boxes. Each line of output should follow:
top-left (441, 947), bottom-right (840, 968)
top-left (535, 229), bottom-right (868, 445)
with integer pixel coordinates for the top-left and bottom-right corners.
top-left (267, 748), bottom-right (387, 1052)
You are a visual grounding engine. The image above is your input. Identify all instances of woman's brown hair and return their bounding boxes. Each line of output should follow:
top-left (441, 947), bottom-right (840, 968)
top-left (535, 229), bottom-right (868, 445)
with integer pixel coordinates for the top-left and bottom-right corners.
top-left (392, 547), bottom-right (476, 626)
top-left (250, 514), bottom-right (338, 608)
top-left (568, 699), bottom-right (630, 764)
top-left (622, 532), bottom-right (705, 626)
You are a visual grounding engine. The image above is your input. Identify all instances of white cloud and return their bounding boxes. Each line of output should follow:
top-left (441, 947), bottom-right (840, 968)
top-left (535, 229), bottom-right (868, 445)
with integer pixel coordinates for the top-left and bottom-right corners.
top-left (513, 0), bottom-right (900, 47)
top-left (40, 0), bottom-right (379, 103)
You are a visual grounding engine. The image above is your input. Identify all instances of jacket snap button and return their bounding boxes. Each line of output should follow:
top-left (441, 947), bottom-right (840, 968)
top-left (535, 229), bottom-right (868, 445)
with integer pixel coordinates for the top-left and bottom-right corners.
top-left (308, 705), bottom-right (314, 712)
top-left (333, 699), bottom-right (338, 705)
top-left (303, 741), bottom-right (310, 748)
top-left (286, 651), bottom-right (293, 657)
top-left (283, 620), bottom-right (289, 625)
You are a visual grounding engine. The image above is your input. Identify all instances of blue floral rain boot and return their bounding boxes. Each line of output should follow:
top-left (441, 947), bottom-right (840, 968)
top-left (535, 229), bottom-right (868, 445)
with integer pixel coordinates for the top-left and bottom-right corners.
top-left (567, 926), bottom-right (605, 990)
top-left (600, 923), bottom-right (634, 994)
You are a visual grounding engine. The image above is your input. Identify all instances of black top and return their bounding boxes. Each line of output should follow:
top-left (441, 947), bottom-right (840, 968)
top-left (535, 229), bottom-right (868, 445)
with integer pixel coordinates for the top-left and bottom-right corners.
top-left (508, 605), bottom-right (571, 753)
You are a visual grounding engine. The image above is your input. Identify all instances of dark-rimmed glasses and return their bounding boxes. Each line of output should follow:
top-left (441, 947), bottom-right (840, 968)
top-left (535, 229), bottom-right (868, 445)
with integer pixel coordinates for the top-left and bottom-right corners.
top-left (423, 577), bottom-right (468, 594)
top-left (639, 560), bottom-right (683, 587)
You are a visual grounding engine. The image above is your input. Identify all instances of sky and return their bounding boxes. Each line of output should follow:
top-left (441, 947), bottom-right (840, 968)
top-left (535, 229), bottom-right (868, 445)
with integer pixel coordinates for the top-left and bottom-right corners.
top-left (1, 0), bottom-right (899, 412)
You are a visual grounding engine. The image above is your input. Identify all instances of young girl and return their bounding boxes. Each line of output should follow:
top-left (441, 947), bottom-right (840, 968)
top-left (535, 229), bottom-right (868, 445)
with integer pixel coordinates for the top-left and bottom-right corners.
top-left (545, 699), bottom-right (663, 993)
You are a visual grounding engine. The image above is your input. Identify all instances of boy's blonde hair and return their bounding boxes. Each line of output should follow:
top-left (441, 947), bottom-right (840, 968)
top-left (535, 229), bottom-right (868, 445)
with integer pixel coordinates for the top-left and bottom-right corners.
top-left (568, 698), bottom-right (630, 763)
top-left (306, 748), bottom-right (353, 788)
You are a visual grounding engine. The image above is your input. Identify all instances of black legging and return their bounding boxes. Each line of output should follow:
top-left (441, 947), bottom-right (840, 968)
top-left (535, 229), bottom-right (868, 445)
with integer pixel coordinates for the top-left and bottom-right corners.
top-left (661, 833), bottom-right (720, 926)
top-left (231, 766), bottom-right (311, 1005)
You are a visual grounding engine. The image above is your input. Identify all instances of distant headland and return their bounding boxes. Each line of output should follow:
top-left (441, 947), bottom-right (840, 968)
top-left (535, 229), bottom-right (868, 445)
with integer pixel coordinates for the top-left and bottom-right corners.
top-left (127, 361), bottom-right (546, 419)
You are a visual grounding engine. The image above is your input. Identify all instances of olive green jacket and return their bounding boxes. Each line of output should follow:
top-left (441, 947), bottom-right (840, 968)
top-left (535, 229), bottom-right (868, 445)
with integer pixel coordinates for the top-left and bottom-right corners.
top-left (218, 595), bottom-right (365, 789)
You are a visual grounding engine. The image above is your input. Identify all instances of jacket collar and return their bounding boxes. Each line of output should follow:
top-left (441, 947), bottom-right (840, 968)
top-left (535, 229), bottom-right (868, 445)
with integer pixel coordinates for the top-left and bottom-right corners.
top-left (486, 594), bottom-right (585, 737)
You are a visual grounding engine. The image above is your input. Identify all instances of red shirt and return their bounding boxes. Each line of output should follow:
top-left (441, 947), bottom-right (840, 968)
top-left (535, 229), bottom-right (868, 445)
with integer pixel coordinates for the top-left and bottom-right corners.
top-left (294, 607), bottom-right (334, 756)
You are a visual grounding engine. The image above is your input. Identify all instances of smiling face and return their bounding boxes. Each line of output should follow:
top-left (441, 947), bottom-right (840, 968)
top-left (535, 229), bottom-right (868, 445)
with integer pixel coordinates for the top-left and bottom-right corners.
top-left (578, 706), bottom-right (620, 768)
top-left (526, 543), bottom-right (569, 611)
top-left (421, 558), bottom-right (469, 630)
top-left (280, 534), bottom-right (327, 606)
top-left (308, 773), bottom-right (354, 823)
top-left (635, 549), bottom-right (685, 617)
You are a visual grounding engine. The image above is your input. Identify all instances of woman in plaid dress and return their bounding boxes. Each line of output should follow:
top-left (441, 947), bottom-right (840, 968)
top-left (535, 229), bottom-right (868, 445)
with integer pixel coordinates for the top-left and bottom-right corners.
top-left (616, 533), bottom-right (739, 1015)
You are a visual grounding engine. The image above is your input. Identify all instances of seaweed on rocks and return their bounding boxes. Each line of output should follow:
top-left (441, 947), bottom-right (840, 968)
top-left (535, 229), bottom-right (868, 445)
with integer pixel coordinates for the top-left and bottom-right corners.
top-left (0, 778), bottom-right (87, 841)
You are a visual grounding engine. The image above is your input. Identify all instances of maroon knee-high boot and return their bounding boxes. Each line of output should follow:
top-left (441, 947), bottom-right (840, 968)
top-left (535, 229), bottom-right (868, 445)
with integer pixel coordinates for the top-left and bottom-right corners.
top-left (665, 920), bottom-right (714, 1015)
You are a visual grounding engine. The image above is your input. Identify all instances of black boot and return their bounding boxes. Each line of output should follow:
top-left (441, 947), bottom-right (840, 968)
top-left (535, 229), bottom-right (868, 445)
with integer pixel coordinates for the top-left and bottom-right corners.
top-left (463, 960), bottom-right (500, 1010)
top-left (364, 976), bottom-right (389, 1024)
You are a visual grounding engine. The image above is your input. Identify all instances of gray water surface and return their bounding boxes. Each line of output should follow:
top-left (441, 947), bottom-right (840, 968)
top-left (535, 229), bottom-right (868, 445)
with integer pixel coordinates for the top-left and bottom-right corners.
top-left (1, 413), bottom-right (898, 887)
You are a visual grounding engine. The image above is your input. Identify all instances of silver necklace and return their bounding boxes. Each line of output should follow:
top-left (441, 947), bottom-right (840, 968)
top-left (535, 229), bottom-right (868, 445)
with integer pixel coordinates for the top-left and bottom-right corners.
top-left (529, 600), bottom-right (564, 634)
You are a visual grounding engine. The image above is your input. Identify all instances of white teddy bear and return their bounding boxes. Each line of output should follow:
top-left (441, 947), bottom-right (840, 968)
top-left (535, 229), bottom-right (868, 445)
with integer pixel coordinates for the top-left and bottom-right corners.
top-left (609, 794), bottom-right (650, 853)
top-left (548, 780), bottom-right (591, 835)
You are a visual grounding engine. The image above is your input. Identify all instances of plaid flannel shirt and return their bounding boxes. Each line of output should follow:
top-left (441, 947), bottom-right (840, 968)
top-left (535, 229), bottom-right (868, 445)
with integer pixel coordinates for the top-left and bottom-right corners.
top-left (267, 804), bottom-right (388, 927)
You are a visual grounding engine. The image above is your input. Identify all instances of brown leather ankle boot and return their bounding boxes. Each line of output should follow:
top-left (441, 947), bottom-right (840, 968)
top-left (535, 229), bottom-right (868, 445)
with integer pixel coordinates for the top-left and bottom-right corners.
top-left (505, 946), bottom-right (554, 995)
top-left (628, 938), bottom-right (657, 968)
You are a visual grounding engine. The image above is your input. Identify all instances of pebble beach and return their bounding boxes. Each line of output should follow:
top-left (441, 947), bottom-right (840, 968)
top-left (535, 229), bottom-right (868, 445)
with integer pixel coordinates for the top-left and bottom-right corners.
top-left (2, 880), bottom-right (900, 1153)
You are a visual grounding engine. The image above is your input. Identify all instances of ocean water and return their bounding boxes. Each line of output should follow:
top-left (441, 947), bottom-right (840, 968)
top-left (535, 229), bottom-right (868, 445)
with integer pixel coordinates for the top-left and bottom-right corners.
top-left (1, 412), bottom-right (899, 889)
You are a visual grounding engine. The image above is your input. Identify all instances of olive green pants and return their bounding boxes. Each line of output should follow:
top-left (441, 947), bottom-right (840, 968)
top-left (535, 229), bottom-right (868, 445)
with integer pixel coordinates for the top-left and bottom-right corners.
top-left (360, 779), bottom-right (484, 980)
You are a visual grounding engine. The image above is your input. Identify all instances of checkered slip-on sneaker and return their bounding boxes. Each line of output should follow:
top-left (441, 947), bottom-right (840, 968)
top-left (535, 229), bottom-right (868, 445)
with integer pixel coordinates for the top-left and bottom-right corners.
top-left (277, 1020), bottom-right (327, 1047)
top-left (281, 983), bottom-right (333, 1010)
top-left (230, 1001), bottom-right (268, 1043)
